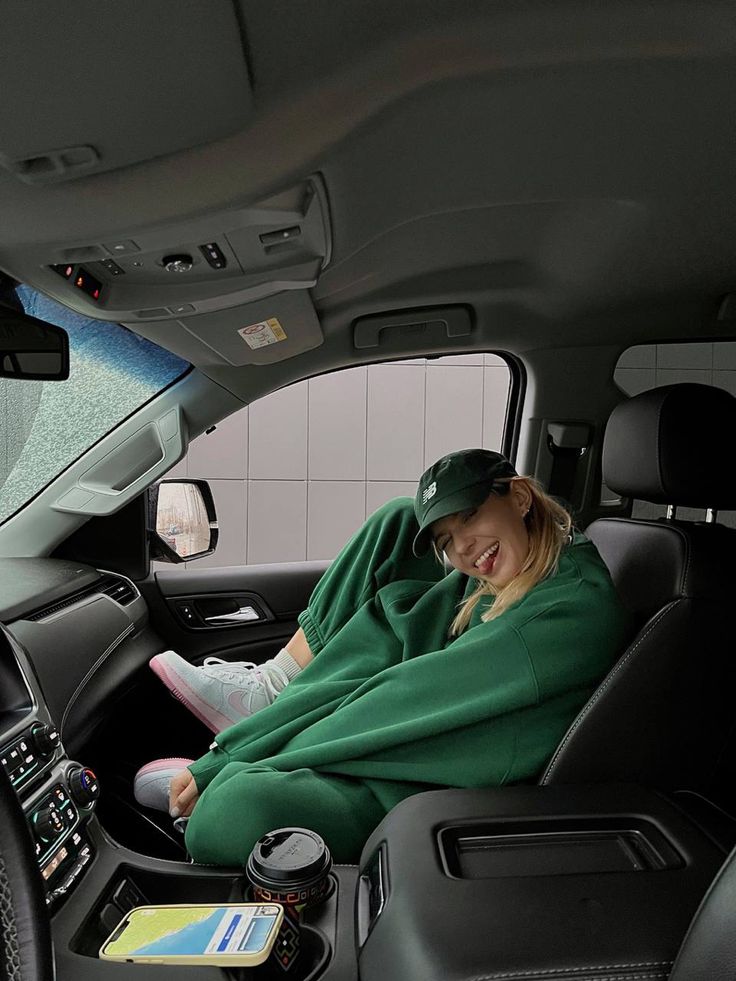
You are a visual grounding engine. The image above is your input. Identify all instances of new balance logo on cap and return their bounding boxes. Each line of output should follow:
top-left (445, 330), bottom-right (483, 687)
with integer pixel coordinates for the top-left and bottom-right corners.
top-left (422, 481), bottom-right (437, 505)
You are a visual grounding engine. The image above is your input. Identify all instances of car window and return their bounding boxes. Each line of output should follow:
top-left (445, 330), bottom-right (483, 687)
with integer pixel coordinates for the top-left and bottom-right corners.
top-left (170, 354), bottom-right (512, 566)
top-left (0, 285), bottom-right (189, 525)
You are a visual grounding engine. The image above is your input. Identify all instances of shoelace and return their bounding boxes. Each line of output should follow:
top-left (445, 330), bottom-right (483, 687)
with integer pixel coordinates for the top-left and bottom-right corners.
top-left (202, 656), bottom-right (289, 703)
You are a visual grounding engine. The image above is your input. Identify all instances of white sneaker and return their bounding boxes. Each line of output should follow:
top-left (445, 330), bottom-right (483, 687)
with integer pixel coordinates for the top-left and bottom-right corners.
top-left (149, 650), bottom-right (290, 733)
top-left (133, 757), bottom-right (195, 813)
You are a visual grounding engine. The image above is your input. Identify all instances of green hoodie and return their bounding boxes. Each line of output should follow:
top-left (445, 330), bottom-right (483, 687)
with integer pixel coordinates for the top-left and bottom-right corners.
top-left (186, 499), bottom-right (630, 865)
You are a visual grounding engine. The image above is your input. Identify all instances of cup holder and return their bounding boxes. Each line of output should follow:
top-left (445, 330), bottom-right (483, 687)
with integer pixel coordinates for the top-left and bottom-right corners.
top-left (242, 925), bottom-right (330, 981)
top-left (240, 880), bottom-right (333, 980)
top-left (70, 865), bottom-right (333, 979)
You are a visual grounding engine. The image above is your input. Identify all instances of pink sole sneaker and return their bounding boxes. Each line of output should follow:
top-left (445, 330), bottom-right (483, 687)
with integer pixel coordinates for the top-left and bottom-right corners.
top-left (133, 757), bottom-right (195, 812)
top-left (150, 653), bottom-right (234, 734)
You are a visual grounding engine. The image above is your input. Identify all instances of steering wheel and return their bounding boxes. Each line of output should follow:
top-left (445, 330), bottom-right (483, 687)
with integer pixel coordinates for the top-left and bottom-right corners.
top-left (0, 763), bottom-right (54, 981)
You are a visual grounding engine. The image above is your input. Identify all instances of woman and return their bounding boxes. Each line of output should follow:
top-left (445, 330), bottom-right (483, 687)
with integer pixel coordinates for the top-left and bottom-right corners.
top-left (134, 448), bottom-right (630, 865)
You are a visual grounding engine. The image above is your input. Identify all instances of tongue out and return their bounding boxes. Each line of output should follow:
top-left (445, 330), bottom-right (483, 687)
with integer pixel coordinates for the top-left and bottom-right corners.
top-left (476, 546), bottom-right (499, 577)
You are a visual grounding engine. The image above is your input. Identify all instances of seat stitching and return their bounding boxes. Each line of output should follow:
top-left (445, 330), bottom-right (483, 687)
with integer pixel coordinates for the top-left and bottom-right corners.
top-left (541, 603), bottom-right (679, 783)
top-left (475, 961), bottom-right (672, 973)
top-left (678, 526), bottom-right (692, 595)
top-left (472, 975), bottom-right (669, 981)
top-left (657, 521), bottom-right (690, 596)
top-left (469, 959), bottom-right (672, 980)
top-left (472, 974), bottom-right (668, 981)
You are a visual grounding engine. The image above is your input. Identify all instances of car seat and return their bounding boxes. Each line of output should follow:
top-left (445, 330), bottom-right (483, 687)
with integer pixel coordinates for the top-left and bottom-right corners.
top-left (668, 838), bottom-right (736, 980)
top-left (540, 383), bottom-right (736, 799)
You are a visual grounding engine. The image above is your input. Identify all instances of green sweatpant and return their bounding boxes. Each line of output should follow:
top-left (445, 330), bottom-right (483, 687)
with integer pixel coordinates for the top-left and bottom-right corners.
top-left (186, 499), bottom-right (447, 864)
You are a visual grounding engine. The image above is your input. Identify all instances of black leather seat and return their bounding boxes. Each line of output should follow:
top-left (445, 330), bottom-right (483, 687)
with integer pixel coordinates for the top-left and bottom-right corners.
top-left (541, 383), bottom-right (736, 797)
top-left (669, 840), bottom-right (736, 980)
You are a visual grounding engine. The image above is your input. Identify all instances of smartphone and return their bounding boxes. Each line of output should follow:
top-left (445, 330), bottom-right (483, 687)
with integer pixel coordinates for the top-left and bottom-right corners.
top-left (100, 902), bottom-right (284, 966)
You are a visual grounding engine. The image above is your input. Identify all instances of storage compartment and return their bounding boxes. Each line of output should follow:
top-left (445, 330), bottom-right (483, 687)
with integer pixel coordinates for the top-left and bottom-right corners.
top-left (357, 784), bottom-right (731, 981)
top-left (440, 816), bottom-right (683, 879)
top-left (70, 864), bottom-right (242, 958)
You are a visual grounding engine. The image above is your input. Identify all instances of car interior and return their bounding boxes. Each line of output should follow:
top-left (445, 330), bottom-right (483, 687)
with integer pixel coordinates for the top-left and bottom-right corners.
top-left (3, 3), bottom-right (736, 980)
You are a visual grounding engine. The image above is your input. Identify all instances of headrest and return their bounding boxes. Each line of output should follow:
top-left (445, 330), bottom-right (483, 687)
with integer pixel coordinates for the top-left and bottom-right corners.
top-left (603, 383), bottom-right (736, 507)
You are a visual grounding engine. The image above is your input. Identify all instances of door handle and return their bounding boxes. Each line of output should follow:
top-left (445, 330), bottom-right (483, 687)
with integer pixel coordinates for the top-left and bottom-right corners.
top-left (204, 605), bottom-right (262, 625)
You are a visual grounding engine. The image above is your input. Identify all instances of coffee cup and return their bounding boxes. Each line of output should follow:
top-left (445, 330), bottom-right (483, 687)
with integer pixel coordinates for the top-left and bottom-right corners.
top-left (246, 827), bottom-right (332, 971)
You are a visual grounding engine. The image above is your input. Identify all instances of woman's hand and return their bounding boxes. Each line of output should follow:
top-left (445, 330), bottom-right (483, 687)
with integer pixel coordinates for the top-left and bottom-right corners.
top-left (169, 767), bottom-right (199, 818)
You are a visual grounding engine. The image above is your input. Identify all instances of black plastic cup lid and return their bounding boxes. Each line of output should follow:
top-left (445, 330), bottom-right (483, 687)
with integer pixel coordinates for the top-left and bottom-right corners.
top-left (246, 827), bottom-right (332, 889)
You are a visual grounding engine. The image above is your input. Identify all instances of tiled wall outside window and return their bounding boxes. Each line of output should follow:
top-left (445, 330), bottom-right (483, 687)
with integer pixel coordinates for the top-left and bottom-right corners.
top-left (169, 354), bottom-right (511, 566)
top-left (614, 342), bottom-right (736, 398)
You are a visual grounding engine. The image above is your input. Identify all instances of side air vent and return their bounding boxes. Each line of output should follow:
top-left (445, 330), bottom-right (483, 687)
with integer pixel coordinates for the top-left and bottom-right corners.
top-left (26, 573), bottom-right (139, 620)
top-left (96, 574), bottom-right (138, 606)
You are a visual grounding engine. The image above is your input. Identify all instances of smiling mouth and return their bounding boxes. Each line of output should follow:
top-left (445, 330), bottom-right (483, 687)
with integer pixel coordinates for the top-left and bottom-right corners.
top-left (474, 541), bottom-right (499, 570)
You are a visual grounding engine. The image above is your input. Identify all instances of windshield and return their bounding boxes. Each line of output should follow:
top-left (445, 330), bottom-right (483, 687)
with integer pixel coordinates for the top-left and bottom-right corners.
top-left (0, 286), bottom-right (189, 525)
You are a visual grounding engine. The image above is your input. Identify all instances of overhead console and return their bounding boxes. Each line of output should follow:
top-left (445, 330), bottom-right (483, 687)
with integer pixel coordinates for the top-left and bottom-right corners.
top-left (30, 176), bottom-right (331, 324)
top-left (7, 176), bottom-right (331, 370)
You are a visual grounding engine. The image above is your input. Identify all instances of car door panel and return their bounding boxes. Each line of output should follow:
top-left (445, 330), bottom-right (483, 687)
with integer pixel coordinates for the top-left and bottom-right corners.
top-left (140, 560), bottom-right (329, 663)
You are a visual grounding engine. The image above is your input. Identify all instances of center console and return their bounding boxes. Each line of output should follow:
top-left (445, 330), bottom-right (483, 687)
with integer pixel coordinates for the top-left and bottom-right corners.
top-left (45, 784), bottom-right (736, 981)
top-left (4, 620), bottom-right (736, 981)
top-left (1, 624), bottom-right (350, 979)
top-left (355, 784), bottom-right (736, 981)
top-left (48, 820), bottom-right (356, 981)
top-left (25, 762), bottom-right (99, 905)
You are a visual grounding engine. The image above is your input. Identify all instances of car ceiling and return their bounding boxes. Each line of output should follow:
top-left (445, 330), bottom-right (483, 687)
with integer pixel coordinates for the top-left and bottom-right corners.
top-left (2, 0), bottom-right (736, 401)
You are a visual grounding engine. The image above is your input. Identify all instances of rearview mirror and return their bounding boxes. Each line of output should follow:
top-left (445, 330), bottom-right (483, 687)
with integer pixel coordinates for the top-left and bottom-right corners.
top-left (147, 479), bottom-right (219, 563)
top-left (0, 302), bottom-right (70, 380)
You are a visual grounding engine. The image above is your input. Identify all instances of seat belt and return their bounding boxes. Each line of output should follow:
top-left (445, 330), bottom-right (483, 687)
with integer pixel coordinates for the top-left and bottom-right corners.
top-left (546, 422), bottom-right (593, 510)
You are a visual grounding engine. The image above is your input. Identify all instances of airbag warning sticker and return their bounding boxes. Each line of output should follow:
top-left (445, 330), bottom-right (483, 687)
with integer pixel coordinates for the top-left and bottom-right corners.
top-left (238, 318), bottom-right (287, 349)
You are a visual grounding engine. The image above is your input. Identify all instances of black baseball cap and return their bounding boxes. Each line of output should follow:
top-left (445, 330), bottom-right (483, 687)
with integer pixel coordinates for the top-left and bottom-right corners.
top-left (413, 449), bottom-right (517, 556)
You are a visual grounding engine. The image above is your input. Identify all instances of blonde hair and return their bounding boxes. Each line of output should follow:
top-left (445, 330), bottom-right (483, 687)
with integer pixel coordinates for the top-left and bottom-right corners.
top-left (435, 476), bottom-right (572, 637)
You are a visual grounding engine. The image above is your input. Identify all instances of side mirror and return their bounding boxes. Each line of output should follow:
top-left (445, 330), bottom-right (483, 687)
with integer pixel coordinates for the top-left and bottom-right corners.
top-left (147, 479), bottom-right (219, 563)
top-left (0, 302), bottom-right (70, 380)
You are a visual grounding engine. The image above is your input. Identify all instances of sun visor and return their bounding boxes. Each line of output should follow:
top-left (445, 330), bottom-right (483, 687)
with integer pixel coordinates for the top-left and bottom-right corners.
top-left (0, 2), bottom-right (252, 183)
top-left (176, 291), bottom-right (324, 366)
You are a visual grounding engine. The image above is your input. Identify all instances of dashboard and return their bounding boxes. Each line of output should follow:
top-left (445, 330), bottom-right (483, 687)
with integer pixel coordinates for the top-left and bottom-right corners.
top-left (0, 558), bottom-right (157, 911)
top-left (0, 624), bottom-right (97, 907)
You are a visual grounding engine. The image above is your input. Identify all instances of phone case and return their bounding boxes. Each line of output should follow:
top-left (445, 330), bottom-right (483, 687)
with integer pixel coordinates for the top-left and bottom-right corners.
top-left (99, 902), bottom-right (284, 966)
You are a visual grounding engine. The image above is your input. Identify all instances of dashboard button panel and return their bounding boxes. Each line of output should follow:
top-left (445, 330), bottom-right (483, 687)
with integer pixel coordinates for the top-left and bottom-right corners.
top-left (31, 784), bottom-right (79, 860)
top-left (68, 766), bottom-right (100, 806)
top-left (0, 723), bottom-right (59, 792)
top-left (27, 773), bottom-right (99, 908)
top-left (43, 830), bottom-right (95, 906)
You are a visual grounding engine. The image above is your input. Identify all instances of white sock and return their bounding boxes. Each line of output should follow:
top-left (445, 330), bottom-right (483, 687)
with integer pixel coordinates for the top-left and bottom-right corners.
top-left (271, 648), bottom-right (302, 685)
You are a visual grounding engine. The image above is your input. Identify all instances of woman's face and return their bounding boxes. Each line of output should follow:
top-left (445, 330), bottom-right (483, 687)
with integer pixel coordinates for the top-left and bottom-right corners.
top-left (431, 480), bottom-right (532, 587)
